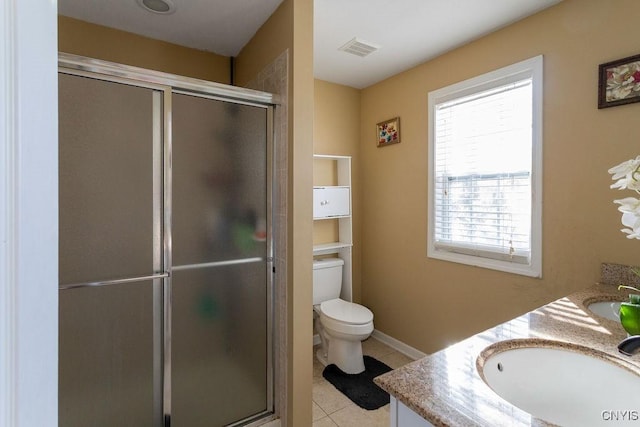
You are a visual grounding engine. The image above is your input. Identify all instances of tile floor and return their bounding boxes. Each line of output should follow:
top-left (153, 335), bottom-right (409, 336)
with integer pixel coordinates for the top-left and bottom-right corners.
top-left (312, 337), bottom-right (414, 427)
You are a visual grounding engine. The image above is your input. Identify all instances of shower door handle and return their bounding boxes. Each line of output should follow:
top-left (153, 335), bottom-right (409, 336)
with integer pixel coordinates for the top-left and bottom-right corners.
top-left (59, 272), bottom-right (170, 290)
top-left (171, 257), bottom-right (264, 272)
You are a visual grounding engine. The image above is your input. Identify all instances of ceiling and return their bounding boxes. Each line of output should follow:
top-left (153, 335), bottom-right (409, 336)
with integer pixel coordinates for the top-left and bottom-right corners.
top-left (58, 0), bottom-right (562, 89)
top-left (58, 0), bottom-right (284, 57)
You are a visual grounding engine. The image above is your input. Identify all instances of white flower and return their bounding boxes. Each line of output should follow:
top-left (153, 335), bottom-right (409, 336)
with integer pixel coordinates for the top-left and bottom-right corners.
top-left (614, 196), bottom-right (640, 214)
top-left (610, 155), bottom-right (640, 239)
top-left (620, 211), bottom-right (640, 239)
top-left (609, 155), bottom-right (640, 191)
top-left (614, 197), bottom-right (640, 239)
top-left (607, 84), bottom-right (633, 101)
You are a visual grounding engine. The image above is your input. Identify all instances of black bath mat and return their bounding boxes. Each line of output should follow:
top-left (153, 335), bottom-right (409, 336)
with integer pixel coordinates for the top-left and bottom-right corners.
top-left (322, 355), bottom-right (392, 410)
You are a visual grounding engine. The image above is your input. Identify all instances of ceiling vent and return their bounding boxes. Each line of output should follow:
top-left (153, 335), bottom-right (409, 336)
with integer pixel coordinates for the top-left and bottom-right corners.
top-left (338, 38), bottom-right (379, 57)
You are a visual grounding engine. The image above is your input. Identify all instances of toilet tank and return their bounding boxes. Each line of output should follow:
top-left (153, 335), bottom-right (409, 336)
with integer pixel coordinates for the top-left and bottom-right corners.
top-left (312, 258), bottom-right (344, 305)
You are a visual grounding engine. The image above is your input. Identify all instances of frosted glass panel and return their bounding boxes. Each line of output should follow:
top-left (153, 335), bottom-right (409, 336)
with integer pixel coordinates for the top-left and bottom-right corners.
top-left (59, 281), bottom-right (156, 427)
top-left (58, 73), bottom-right (158, 284)
top-left (171, 263), bottom-right (268, 426)
top-left (171, 93), bottom-right (270, 425)
top-left (172, 94), bottom-right (268, 265)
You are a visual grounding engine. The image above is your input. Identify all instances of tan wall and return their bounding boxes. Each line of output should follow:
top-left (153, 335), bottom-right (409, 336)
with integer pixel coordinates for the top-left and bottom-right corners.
top-left (288, 1), bottom-right (313, 423)
top-left (58, 16), bottom-right (230, 83)
top-left (236, 0), bottom-right (314, 425)
top-left (359, 0), bottom-right (640, 354)
top-left (313, 80), bottom-right (362, 302)
top-left (234, 2), bottom-right (291, 88)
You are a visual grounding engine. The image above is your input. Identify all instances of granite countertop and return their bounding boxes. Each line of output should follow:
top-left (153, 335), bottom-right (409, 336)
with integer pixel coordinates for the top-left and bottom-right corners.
top-left (374, 283), bottom-right (640, 426)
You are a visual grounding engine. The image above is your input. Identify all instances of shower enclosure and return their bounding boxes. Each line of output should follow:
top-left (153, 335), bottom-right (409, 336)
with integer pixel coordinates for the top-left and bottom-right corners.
top-left (58, 54), bottom-right (275, 427)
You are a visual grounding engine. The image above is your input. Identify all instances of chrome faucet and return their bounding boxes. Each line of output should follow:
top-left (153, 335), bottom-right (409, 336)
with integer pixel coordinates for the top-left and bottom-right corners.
top-left (618, 335), bottom-right (640, 356)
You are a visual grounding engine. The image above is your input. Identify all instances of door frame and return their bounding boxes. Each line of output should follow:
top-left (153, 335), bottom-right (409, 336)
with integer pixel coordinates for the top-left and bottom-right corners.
top-left (1, 0), bottom-right (59, 425)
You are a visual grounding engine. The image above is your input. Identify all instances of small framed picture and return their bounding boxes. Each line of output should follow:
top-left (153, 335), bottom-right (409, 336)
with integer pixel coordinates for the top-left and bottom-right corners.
top-left (376, 117), bottom-right (400, 147)
top-left (598, 53), bottom-right (640, 109)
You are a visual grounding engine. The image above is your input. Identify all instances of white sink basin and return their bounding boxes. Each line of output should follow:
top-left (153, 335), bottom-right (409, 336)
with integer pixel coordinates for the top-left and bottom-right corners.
top-left (478, 341), bottom-right (640, 427)
top-left (588, 301), bottom-right (621, 321)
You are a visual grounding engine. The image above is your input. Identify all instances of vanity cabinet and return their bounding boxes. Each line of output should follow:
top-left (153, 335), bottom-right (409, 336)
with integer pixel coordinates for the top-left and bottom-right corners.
top-left (313, 154), bottom-right (353, 301)
top-left (391, 398), bottom-right (434, 427)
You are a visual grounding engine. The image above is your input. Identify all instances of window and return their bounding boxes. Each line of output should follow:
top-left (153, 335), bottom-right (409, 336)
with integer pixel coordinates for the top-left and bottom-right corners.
top-left (427, 56), bottom-right (542, 277)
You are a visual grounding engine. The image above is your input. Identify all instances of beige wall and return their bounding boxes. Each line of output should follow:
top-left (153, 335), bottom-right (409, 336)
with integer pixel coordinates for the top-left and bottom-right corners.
top-left (287, 1), bottom-right (313, 423)
top-left (58, 16), bottom-right (230, 83)
top-left (359, 0), bottom-right (640, 354)
top-left (236, 0), bottom-right (314, 425)
top-left (234, 1), bottom-right (291, 88)
top-left (313, 80), bottom-right (362, 301)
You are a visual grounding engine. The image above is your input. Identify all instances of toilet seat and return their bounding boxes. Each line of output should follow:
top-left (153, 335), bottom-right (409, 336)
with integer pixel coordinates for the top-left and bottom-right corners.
top-left (320, 298), bottom-right (373, 325)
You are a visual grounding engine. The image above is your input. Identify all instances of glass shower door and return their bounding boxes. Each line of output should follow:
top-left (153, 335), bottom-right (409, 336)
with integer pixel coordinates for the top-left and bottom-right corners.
top-left (59, 65), bottom-right (274, 427)
top-left (58, 73), bottom-right (165, 426)
top-left (170, 93), bottom-right (272, 426)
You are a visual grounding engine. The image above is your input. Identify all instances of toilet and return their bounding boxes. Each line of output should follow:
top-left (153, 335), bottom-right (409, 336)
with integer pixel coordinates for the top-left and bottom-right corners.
top-left (313, 258), bottom-right (374, 374)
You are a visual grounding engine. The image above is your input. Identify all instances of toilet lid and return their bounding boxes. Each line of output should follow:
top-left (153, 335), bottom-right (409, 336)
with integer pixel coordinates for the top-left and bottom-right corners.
top-left (320, 299), bottom-right (373, 325)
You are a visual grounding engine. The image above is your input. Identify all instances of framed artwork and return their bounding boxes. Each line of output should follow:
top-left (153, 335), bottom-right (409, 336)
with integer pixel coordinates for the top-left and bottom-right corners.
top-left (376, 117), bottom-right (400, 147)
top-left (598, 53), bottom-right (640, 109)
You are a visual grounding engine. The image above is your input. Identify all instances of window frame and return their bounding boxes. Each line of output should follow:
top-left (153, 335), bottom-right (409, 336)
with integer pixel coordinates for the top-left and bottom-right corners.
top-left (427, 55), bottom-right (543, 278)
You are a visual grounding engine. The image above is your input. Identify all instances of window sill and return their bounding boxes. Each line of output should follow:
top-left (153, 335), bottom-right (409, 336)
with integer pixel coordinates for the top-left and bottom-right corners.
top-left (427, 246), bottom-right (541, 278)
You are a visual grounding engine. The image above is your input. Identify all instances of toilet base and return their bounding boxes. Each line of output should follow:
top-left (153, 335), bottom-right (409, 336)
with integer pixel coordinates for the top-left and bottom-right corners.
top-left (316, 342), bottom-right (366, 375)
top-left (316, 335), bottom-right (367, 374)
top-left (316, 348), bottom-right (328, 367)
top-left (328, 339), bottom-right (365, 374)
top-left (313, 307), bottom-right (371, 375)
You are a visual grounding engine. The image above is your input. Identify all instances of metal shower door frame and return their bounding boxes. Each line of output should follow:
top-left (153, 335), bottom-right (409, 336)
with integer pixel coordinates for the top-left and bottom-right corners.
top-left (58, 53), bottom-right (276, 427)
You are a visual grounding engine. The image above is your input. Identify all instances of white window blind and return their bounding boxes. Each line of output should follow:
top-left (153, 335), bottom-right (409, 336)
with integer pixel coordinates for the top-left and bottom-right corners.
top-left (428, 56), bottom-right (542, 277)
